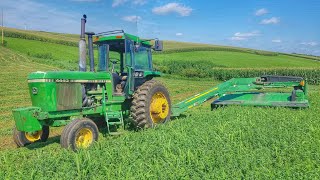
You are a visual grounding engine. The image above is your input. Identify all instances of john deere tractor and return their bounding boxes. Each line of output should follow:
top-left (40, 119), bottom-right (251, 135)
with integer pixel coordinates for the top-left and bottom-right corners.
top-left (12, 15), bottom-right (309, 151)
top-left (12, 15), bottom-right (171, 150)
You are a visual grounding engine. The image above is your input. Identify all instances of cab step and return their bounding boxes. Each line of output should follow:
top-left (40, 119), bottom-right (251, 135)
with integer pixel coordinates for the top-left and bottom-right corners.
top-left (105, 111), bottom-right (124, 135)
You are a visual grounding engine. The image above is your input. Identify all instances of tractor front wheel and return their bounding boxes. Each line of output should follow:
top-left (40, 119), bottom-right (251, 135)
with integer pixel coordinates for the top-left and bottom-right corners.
top-left (131, 80), bottom-right (171, 129)
top-left (13, 125), bottom-right (49, 147)
top-left (60, 118), bottom-right (99, 151)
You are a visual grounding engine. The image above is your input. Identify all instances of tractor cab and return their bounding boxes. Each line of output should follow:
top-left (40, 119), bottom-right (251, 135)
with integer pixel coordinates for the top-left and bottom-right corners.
top-left (93, 30), bottom-right (163, 96)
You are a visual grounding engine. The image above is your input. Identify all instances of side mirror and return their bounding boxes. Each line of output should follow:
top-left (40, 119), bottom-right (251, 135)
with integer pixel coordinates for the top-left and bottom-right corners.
top-left (134, 43), bottom-right (140, 52)
top-left (154, 40), bottom-right (163, 51)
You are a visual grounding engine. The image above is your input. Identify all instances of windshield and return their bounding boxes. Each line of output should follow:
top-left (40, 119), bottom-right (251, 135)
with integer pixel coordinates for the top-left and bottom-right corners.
top-left (134, 46), bottom-right (151, 70)
top-left (98, 40), bottom-right (125, 72)
top-left (98, 45), bottom-right (107, 71)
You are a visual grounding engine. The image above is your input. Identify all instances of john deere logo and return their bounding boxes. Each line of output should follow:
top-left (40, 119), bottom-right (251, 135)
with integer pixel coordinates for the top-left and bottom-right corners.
top-left (32, 87), bottom-right (38, 95)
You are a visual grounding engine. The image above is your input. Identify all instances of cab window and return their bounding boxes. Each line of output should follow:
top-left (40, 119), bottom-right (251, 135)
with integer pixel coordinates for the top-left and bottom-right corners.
top-left (134, 46), bottom-right (151, 70)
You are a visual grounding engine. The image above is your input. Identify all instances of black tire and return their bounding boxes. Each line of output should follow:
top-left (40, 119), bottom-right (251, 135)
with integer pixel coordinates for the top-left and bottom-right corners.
top-left (13, 125), bottom-right (49, 147)
top-left (131, 80), bottom-right (171, 129)
top-left (60, 118), bottom-right (99, 151)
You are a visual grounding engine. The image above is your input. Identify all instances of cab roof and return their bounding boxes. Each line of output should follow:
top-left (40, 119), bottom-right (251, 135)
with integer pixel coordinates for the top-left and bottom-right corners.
top-left (94, 31), bottom-right (151, 46)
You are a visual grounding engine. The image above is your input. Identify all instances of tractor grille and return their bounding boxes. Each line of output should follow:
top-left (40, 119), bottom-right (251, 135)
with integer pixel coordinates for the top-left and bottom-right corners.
top-left (56, 83), bottom-right (82, 111)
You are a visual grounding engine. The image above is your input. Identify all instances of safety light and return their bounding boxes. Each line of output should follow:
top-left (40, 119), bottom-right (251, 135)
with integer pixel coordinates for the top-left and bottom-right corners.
top-left (94, 37), bottom-right (99, 42)
top-left (116, 35), bottom-right (123, 39)
top-left (300, 80), bottom-right (305, 86)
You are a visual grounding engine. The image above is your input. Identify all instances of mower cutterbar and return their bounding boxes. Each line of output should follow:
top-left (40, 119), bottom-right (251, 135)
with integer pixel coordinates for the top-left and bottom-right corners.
top-left (171, 76), bottom-right (309, 117)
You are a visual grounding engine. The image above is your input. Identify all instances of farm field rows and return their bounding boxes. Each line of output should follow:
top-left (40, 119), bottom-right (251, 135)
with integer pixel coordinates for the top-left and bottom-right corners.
top-left (5, 37), bottom-right (320, 69)
top-left (4, 37), bottom-right (320, 85)
top-left (0, 28), bottom-right (320, 178)
top-left (153, 51), bottom-right (320, 68)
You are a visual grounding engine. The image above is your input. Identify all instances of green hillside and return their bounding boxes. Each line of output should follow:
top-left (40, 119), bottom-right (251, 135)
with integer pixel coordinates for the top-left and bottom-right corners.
top-left (3, 27), bottom-right (320, 61)
top-left (5, 37), bottom-right (320, 70)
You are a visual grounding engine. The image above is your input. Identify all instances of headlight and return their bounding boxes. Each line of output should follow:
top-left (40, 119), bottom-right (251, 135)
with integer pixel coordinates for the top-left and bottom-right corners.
top-left (139, 72), bottom-right (143, 77)
top-left (134, 72), bottom-right (139, 77)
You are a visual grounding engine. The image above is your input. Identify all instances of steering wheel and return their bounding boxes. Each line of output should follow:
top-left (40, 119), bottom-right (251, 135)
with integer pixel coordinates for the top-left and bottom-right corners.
top-left (109, 58), bottom-right (120, 73)
top-left (110, 58), bottom-right (120, 64)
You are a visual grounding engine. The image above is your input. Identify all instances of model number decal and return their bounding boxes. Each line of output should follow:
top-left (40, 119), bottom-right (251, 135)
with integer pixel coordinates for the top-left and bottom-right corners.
top-left (55, 79), bottom-right (70, 83)
top-left (55, 79), bottom-right (111, 83)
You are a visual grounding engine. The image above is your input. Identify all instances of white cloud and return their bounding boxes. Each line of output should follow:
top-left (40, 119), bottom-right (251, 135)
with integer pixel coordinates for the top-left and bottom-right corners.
top-left (230, 31), bottom-right (260, 41)
top-left (260, 17), bottom-right (280, 24)
top-left (300, 42), bottom-right (318, 46)
top-left (230, 37), bottom-right (246, 41)
top-left (112, 0), bottom-right (127, 7)
top-left (0, 0), bottom-right (113, 34)
top-left (176, 32), bottom-right (183, 36)
top-left (122, 15), bottom-right (141, 23)
top-left (1, 0), bottom-right (80, 33)
top-left (152, 3), bottom-right (193, 16)
top-left (234, 31), bottom-right (260, 37)
top-left (255, 8), bottom-right (268, 16)
top-left (112, 0), bottom-right (147, 7)
top-left (272, 39), bottom-right (282, 43)
top-left (133, 0), bottom-right (147, 5)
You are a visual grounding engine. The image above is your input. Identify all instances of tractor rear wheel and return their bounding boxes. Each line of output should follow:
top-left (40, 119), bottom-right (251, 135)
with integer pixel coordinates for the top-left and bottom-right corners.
top-left (131, 80), bottom-right (171, 129)
top-left (60, 118), bottom-right (99, 151)
top-left (13, 125), bottom-right (49, 147)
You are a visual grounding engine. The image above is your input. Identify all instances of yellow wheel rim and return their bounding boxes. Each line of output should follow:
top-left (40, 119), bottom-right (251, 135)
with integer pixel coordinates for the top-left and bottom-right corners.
top-left (75, 128), bottom-right (93, 148)
top-left (150, 92), bottom-right (169, 124)
top-left (25, 130), bottom-right (42, 142)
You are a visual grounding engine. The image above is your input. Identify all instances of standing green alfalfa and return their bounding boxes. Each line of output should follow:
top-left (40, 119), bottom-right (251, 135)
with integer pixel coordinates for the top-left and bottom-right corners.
top-left (211, 68), bottom-right (320, 85)
top-left (158, 65), bottom-right (320, 85)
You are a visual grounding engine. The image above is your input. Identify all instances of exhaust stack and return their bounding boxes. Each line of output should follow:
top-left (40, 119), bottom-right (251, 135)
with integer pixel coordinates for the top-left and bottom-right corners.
top-left (79, 14), bottom-right (87, 72)
top-left (86, 32), bottom-right (95, 72)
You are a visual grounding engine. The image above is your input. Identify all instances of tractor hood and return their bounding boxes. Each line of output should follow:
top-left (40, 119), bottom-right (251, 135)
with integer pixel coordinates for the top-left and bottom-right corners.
top-left (28, 71), bottom-right (111, 81)
top-left (26, 71), bottom-right (112, 112)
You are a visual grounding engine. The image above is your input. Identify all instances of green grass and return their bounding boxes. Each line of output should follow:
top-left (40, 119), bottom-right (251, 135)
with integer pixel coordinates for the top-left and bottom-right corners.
top-left (5, 37), bottom-right (79, 69)
top-left (0, 47), bottom-right (57, 145)
top-left (0, 84), bottom-right (319, 179)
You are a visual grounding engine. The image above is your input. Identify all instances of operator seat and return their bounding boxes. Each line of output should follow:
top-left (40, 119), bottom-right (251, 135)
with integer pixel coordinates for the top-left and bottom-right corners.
top-left (112, 73), bottom-right (127, 94)
top-left (112, 73), bottom-right (121, 89)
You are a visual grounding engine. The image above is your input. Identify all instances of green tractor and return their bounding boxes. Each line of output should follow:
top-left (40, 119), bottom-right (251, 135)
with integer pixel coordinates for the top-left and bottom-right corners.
top-left (12, 15), bottom-right (309, 151)
top-left (13, 15), bottom-right (171, 150)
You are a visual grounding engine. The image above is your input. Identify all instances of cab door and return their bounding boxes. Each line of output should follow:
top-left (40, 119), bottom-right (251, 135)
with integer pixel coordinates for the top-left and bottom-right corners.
top-left (124, 39), bottom-right (135, 95)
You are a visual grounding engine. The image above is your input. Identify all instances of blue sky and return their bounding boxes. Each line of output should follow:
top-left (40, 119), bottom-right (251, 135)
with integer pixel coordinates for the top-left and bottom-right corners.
top-left (1, 0), bottom-right (319, 55)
